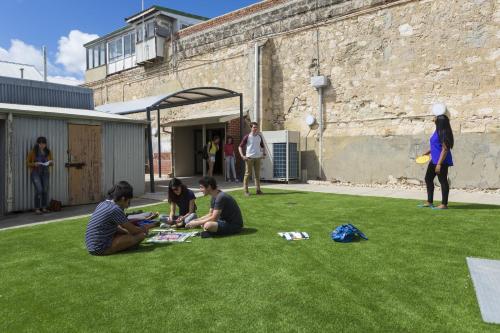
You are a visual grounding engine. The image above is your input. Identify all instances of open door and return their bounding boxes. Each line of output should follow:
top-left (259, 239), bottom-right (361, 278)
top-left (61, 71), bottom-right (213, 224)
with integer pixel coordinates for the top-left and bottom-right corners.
top-left (67, 124), bottom-right (102, 205)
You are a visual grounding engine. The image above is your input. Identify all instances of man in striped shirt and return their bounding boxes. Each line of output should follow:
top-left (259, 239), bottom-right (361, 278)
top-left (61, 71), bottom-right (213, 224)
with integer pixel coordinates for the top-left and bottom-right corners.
top-left (85, 181), bottom-right (146, 255)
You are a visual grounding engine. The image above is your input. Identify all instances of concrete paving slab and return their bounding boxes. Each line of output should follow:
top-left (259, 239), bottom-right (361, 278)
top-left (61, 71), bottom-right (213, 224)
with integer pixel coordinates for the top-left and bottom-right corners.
top-left (467, 257), bottom-right (500, 324)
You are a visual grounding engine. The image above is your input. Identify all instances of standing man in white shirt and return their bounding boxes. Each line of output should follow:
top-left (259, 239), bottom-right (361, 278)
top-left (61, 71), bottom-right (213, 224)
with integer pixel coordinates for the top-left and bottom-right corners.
top-left (238, 122), bottom-right (266, 196)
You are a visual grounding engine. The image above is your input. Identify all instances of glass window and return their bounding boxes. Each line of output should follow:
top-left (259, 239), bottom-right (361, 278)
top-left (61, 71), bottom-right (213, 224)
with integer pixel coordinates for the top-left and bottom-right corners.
top-left (116, 38), bottom-right (123, 58)
top-left (99, 43), bottom-right (106, 66)
top-left (87, 48), bottom-right (93, 69)
top-left (136, 26), bottom-right (143, 42)
top-left (146, 21), bottom-right (155, 39)
top-left (93, 47), bottom-right (99, 67)
top-left (131, 33), bottom-right (135, 54)
top-left (108, 41), bottom-right (115, 61)
top-left (124, 34), bottom-right (131, 57)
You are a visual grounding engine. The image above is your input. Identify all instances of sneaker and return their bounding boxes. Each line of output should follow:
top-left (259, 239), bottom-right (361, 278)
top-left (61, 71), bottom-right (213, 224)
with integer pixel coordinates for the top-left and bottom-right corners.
top-left (256, 190), bottom-right (264, 195)
top-left (35, 209), bottom-right (42, 215)
top-left (41, 208), bottom-right (49, 213)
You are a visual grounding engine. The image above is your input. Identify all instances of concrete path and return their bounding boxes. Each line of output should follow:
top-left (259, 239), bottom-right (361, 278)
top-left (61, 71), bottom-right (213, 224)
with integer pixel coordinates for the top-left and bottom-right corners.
top-left (2, 177), bottom-right (498, 231)
top-left (0, 198), bottom-right (160, 231)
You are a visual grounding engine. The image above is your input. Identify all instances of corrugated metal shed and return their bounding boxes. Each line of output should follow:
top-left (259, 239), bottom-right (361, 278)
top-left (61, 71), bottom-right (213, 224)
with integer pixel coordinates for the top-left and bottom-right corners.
top-left (0, 76), bottom-right (94, 110)
top-left (1, 104), bottom-right (147, 213)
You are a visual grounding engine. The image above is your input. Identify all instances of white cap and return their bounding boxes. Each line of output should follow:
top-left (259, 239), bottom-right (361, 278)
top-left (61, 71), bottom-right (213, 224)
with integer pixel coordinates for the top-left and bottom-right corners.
top-left (431, 103), bottom-right (447, 117)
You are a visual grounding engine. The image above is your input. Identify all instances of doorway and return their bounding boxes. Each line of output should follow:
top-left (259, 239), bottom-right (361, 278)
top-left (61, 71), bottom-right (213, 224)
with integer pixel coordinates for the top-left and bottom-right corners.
top-left (0, 120), bottom-right (5, 215)
top-left (193, 127), bottom-right (225, 175)
top-left (67, 124), bottom-right (102, 205)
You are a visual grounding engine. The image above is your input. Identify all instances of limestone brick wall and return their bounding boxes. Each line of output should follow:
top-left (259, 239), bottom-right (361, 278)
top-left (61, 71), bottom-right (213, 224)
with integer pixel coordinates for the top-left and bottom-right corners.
top-left (84, 0), bottom-right (499, 189)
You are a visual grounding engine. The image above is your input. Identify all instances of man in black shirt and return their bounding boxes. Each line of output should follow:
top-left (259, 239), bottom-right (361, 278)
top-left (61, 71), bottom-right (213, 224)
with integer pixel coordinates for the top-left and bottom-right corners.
top-left (186, 177), bottom-right (243, 235)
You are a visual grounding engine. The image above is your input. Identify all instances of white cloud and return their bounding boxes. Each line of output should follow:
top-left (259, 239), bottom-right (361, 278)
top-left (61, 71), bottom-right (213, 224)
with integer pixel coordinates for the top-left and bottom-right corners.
top-left (56, 30), bottom-right (98, 74)
top-left (47, 75), bottom-right (83, 86)
top-left (0, 39), bottom-right (53, 73)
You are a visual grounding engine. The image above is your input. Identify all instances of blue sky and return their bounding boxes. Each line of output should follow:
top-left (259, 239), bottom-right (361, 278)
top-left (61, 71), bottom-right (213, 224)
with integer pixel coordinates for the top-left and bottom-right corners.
top-left (0, 0), bottom-right (259, 83)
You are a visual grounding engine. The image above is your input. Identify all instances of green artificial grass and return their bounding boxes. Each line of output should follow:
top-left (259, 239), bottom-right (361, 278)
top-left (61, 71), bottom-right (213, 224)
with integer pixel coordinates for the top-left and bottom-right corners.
top-left (1, 190), bottom-right (500, 332)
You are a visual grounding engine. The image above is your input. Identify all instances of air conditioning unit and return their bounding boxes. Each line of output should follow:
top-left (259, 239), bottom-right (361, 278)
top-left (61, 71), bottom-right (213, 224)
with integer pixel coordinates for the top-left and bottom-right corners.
top-left (260, 130), bottom-right (301, 182)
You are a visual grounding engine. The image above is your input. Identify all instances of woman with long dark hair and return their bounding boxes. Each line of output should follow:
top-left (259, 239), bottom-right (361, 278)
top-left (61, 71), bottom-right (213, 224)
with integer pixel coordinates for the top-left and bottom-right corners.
top-left (166, 178), bottom-right (197, 227)
top-left (26, 136), bottom-right (53, 214)
top-left (420, 104), bottom-right (454, 209)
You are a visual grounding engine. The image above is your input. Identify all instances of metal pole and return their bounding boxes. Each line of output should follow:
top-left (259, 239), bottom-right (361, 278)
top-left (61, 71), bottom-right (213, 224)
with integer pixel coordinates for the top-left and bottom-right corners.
top-left (157, 108), bottom-right (161, 178)
top-left (239, 94), bottom-right (244, 181)
top-left (202, 124), bottom-right (206, 177)
top-left (146, 108), bottom-right (155, 192)
top-left (42, 46), bottom-right (47, 82)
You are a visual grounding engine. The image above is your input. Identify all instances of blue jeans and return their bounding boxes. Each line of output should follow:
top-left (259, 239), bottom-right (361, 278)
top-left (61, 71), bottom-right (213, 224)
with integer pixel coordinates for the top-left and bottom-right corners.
top-left (31, 170), bottom-right (49, 209)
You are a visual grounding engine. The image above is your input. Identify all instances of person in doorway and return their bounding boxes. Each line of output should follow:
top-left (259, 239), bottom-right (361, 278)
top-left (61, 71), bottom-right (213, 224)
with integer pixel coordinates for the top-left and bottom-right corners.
top-left (238, 122), bottom-right (266, 196)
top-left (185, 177), bottom-right (243, 236)
top-left (224, 136), bottom-right (238, 182)
top-left (420, 103), bottom-right (454, 209)
top-left (207, 136), bottom-right (220, 177)
top-left (85, 181), bottom-right (147, 255)
top-left (165, 178), bottom-right (197, 228)
top-left (26, 136), bottom-right (53, 214)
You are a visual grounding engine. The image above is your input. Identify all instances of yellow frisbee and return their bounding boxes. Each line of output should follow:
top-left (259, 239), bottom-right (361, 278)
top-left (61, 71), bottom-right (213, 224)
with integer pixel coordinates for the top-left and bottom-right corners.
top-left (416, 155), bottom-right (431, 164)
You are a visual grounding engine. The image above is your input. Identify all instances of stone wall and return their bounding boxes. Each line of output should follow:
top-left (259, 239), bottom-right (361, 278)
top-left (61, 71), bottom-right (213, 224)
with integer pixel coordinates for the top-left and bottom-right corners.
top-left (84, 0), bottom-right (499, 189)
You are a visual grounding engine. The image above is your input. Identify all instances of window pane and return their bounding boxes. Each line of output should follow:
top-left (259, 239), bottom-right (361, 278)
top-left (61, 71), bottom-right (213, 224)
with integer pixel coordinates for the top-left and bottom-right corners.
top-left (131, 33), bottom-right (136, 54)
top-left (146, 22), bottom-right (155, 38)
top-left (137, 27), bottom-right (143, 42)
top-left (87, 48), bottom-right (93, 69)
top-left (116, 38), bottom-right (123, 58)
top-left (93, 47), bottom-right (99, 67)
top-left (100, 44), bottom-right (105, 65)
top-left (124, 34), bottom-right (131, 57)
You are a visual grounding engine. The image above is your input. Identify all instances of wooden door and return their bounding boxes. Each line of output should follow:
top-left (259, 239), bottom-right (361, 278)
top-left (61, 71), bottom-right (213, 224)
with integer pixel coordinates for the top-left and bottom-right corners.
top-left (68, 124), bottom-right (102, 205)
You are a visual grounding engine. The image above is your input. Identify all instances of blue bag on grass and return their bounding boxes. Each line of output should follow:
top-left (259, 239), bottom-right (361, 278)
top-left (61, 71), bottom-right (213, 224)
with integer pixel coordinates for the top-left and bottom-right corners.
top-left (331, 224), bottom-right (368, 243)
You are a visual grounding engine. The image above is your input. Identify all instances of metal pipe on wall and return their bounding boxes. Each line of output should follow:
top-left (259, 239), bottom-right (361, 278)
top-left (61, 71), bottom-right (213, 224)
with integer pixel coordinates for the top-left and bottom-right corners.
top-left (157, 108), bottom-right (161, 178)
top-left (254, 43), bottom-right (260, 125)
top-left (318, 87), bottom-right (324, 180)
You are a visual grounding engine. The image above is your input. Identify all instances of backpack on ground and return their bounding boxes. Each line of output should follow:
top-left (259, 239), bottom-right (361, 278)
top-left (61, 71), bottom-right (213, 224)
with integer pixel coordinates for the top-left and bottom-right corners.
top-left (331, 224), bottom-right (368, 243)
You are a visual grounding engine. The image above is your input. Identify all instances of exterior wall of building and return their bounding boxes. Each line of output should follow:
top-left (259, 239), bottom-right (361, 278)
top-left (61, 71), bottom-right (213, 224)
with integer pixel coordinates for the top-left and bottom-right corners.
top-left (85, 65), bottom-right (107, 83)
top-left (85, 0), bottom-right (500, 189)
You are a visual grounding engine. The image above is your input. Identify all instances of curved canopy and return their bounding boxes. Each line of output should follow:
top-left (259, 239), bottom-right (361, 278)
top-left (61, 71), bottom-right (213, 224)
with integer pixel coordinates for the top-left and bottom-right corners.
top-left (96, 87), bottom-right (241, 115)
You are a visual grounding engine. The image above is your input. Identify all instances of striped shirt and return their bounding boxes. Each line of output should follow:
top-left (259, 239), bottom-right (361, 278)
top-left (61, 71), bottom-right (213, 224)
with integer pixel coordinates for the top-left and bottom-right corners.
top-left (85, 200), bottom-right (128, 254)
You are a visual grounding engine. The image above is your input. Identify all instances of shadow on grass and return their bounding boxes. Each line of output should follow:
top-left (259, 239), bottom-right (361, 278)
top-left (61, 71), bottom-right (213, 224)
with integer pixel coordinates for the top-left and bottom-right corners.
top-left (255, 192), bottom-right (307, 196)
top-left (450, 204), bottom-right (500, 210)
top-left (115, 242), bottom-right (172, 255)
top-left (210, 227), bottom-right (258, 238)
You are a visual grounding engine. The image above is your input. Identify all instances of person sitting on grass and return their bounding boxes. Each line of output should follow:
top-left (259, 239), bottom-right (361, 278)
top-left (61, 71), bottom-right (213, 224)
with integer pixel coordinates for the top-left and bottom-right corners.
top-left (166, 178), bottom-right (197, 228)
top-left (185, 176), bottom-right (243, 236)
top-left (85, 181), bottom-right (147, 256)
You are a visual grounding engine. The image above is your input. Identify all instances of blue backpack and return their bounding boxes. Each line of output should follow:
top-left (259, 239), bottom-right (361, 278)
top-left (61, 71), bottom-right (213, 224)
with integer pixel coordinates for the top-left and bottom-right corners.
top-left (331, 224), bottom-right (368, 243)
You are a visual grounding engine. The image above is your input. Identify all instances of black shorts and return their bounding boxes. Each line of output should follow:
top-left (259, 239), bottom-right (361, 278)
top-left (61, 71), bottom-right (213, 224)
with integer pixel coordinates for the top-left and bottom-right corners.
top-left (214, 220), bottom-right (242, 236)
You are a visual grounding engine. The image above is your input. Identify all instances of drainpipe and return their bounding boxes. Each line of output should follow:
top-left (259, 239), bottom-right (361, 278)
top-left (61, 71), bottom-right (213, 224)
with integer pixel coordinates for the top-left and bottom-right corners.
top-left (253, 40), bottom-right (268, 126)
top-left (318, 87), bottom-right (324, 179)
top-left (43, 46), bottom-right (48, 82)
top-left (310, 75), bottom-right (328, 179)
top-left (254, 43), bottom-right (260, 124)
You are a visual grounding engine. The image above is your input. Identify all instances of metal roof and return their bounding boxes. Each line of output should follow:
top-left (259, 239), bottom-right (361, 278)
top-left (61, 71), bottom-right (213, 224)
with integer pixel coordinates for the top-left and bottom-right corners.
top-left (0, 61), bottom-right (43, 81)
top-left (0, 102), bottom-right (147, 124)
top-left (0, 76), bottom-right (94, 109)
top-left (162, 107), bottom-right (246, 127)
top-left (96, 87), bottom-right (242, 115)
top-left (126, 5), bottom-right (209, 23)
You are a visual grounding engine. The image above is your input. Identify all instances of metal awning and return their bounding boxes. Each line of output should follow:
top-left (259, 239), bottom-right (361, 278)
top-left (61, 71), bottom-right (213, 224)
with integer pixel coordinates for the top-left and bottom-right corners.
top-left (95, 87), bottom-right (245, 193)
top-left (96, 87), bottom-right (241, 115)
top-left (162, 107), bottom-right (246, 127)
